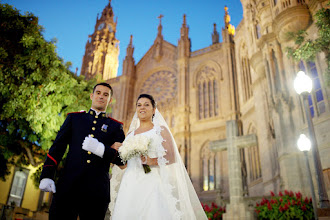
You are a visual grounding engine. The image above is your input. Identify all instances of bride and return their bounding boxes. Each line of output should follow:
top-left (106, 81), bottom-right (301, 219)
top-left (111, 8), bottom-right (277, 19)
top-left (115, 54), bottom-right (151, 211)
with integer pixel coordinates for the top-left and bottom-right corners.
top-left (110, 94), bottom-right (207, 220)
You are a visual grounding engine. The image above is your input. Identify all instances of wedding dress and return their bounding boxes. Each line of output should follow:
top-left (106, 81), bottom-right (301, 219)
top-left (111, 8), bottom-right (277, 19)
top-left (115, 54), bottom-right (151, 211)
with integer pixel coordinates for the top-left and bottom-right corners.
top-left (110, 109), bottom-right (207, 220)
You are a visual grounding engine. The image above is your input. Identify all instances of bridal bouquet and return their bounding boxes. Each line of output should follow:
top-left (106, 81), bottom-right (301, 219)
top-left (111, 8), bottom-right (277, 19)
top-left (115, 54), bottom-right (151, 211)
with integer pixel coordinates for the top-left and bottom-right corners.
top-left (118, 135), bottom-right (151, 173)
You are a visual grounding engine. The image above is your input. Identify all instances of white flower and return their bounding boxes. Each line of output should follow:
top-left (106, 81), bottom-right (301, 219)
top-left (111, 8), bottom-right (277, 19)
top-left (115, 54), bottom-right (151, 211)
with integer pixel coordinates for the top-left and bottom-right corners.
top-left (119, 135), bottom-right (151, 163)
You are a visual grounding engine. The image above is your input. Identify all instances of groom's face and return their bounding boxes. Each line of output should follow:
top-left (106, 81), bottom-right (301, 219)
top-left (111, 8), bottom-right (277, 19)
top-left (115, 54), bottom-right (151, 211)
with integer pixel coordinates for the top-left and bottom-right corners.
top-left (90, 85), bottom-right (112, 111)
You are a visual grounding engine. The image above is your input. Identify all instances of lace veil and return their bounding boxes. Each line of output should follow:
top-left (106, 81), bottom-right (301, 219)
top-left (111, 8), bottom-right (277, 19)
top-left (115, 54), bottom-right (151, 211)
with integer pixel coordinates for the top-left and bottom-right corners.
top-left (110, 109), bottom-right (207, 220)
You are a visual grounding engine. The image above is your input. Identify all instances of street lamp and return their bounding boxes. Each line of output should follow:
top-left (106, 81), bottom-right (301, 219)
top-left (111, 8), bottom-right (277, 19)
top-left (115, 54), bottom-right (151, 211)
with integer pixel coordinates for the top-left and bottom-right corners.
top-left (294, 71), bottom-right (330, 208)
top-left (297, 134), bottom-right (318, 220)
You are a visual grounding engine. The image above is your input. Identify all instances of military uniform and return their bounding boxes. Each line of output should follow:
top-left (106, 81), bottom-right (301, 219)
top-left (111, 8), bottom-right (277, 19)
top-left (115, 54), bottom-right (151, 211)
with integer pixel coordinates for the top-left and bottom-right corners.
top-left (40, 109), bottom-right (124, 220)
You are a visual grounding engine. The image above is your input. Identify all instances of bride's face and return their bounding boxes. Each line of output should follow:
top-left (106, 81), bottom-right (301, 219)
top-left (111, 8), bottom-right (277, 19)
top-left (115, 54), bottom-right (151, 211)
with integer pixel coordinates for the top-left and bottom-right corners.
top-left (136, 97), bottom-right (155, 121)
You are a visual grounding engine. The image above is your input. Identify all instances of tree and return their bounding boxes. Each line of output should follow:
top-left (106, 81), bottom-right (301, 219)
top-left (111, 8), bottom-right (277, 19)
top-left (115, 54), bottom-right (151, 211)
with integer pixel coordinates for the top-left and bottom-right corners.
top-left (0, 3), bottom-right (96, 181)
top-left (286, 5), bottom-right (330, 85)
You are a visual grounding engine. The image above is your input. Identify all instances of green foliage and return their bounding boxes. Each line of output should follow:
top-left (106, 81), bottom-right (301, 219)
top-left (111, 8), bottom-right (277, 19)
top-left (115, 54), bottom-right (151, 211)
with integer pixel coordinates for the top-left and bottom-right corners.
top-left (286, 5), bottom-right (330, 85)
top-left (255, 190), bottom-right (314, 220)
top-left (202, 202), bottom-right (226, 220)
top-left (30, 164), bottom-right (43, 188)
top-left (0, 3), bottom-right (96, 181)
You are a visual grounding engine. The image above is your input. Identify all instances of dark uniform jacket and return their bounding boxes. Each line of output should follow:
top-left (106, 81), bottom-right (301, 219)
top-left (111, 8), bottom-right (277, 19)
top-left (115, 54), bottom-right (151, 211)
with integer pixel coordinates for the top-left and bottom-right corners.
top-left (40, 109), bottom-right (124, 202)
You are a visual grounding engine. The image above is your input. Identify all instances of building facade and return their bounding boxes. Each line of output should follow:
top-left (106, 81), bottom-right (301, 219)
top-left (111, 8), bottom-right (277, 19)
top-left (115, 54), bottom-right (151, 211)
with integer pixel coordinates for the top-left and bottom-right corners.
top-left (81, 0), bottom-right (330, 204)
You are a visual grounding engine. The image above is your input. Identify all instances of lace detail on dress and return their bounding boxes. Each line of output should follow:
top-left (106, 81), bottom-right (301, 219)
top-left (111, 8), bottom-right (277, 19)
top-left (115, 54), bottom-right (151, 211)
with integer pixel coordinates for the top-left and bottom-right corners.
top-left (154, 125), bottom-right (182, 219)
top-left (109, 165), bottom-right (125, 218)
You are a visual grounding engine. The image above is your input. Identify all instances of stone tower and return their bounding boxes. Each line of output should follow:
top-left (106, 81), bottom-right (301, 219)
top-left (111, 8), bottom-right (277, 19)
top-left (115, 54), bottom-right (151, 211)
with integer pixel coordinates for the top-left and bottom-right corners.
top-left (80, 0), bottom-right (119, 80)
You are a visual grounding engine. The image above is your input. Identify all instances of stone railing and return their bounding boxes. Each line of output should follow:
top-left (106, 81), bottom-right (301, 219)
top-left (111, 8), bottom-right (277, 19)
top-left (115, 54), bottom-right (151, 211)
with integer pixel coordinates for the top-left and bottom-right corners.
top-left (191, 43), bottom-right (222, 57)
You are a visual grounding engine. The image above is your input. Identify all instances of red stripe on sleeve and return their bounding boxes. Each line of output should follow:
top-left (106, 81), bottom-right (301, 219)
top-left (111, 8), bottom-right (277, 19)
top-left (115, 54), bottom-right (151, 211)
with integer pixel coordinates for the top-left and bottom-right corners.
top-left (47, 153), bottom-right (58, 165)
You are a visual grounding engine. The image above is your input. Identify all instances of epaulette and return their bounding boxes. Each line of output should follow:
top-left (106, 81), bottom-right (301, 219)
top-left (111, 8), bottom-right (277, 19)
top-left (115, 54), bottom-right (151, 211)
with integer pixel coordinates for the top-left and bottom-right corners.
top-left (108, 117), bottom-right (123, 125)
top-left (67, 110), bottom-right (86, 115)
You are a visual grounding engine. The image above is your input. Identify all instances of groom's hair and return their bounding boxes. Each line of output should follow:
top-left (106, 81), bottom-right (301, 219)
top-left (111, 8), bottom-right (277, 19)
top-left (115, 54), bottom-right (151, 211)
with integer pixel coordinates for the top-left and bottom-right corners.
top-left (93, 82), bottom-right (113, 96)
top-left (137, 94), bottom-right (156, 108)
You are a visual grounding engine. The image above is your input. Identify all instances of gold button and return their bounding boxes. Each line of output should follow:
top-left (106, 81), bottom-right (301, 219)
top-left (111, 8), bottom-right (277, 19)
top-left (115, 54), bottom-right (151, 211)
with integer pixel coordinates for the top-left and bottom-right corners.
top-left (92, 127), bottom-right (95, 131)
top-left (93, 121), bottom-right (97, 124)
top-left (90, 111), bottom-right (93, 115)
top-left (88, 151), bottom-right (91, 155)
top-left (90, 134), bottom-right (94, 138)
top-left (95, 115), bottom-right (98, 118)
top-left (87, 160), bottom-right (91, 163)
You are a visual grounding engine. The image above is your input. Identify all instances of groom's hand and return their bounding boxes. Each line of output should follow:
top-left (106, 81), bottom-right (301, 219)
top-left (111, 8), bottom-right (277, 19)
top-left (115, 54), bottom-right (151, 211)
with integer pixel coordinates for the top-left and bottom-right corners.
top-left (82, 136), bottom-right (105, 158)
top-left (111, 142), bottom-right (122, 151)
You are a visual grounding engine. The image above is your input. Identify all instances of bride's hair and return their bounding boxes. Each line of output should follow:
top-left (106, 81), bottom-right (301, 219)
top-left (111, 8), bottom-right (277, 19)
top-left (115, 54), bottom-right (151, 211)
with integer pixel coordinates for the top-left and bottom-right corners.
top-left (136, 94), bottom-right (156, 109)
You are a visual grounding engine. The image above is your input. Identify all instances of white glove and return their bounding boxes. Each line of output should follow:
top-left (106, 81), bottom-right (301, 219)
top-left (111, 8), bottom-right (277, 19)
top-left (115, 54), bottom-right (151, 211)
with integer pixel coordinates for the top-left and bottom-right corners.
top-left (39, 178), bottom-right (56, 193)
top-left (82, 136), bottom-right (105, 158)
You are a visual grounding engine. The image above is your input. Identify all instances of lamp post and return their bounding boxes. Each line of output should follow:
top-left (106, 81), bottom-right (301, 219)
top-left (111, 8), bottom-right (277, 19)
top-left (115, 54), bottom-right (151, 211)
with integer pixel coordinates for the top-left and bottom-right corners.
top-left (297, 134), bottom-right (318, 220)
top-left (294, 71), bottom-right (330, 208)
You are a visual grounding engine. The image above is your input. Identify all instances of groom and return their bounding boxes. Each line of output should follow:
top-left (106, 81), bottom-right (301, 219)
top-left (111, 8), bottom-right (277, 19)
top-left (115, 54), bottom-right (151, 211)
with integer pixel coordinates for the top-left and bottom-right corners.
top-left (39, 82), bottom-right (124, 220)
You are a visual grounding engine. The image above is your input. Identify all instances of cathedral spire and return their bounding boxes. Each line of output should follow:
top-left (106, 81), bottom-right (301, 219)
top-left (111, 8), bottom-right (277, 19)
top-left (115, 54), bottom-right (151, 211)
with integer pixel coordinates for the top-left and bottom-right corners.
top-left (178, 14), bottom-right (190, 58)
top-left (153, 14), bottom-right (164, 61)
top-left (212, 23), bottom-right (219, 44)
top-left (157, 14), bottom-right (164, 37)
top-left (97, 0), bottom-right (114, 22)
top-left (122, 35), bottom-right (135, 76)
top-left (126, 35), bottom-right (134, 58)
top-left (80, 1), bottom-right (119, 80)
top-left (180, 14), bottom-right (189, 39)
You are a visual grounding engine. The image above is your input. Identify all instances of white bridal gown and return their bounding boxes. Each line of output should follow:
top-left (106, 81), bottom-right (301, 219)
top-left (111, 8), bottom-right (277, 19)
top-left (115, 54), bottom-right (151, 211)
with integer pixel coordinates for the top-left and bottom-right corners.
top-left (111, 126), bottom-right (181, 220)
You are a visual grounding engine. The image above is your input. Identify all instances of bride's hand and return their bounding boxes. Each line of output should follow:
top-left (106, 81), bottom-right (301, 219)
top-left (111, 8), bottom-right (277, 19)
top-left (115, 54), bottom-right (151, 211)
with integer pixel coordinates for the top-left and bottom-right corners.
top-left (141, 155), bottom-right (158, 166)
top-left (141, 155), bottom-right (148, 164)
top-left (111, 142), bottom-right (122, 151)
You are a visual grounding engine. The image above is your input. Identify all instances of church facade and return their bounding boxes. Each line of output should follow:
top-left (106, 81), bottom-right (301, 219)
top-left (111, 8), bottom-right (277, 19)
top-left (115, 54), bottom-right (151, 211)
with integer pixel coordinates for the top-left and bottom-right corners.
top-left (81, 0), bottom-right (330, 204)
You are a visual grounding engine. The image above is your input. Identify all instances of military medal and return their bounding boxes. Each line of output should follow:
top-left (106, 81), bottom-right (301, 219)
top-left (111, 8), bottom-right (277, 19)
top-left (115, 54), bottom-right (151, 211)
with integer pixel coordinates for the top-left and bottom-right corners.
top-left (101, 124), bottom-right (108, 132)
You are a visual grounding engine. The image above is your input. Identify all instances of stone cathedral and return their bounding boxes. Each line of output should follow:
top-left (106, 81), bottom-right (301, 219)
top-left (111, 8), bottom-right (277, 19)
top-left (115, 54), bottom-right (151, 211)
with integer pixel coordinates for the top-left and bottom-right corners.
top-left (81, 0), bottom-right (330, 208)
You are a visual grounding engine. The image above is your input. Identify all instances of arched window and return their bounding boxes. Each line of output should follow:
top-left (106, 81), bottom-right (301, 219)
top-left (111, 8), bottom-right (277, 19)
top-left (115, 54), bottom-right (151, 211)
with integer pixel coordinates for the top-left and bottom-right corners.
top-left (241, 58), bottom-right (253, 101)
top-left (201, 144), bottom-right (216, 191)
top-left (208, 81), bottom-right (214, 117)
top-left (199, 84), bottom-right (203, 119)
top-left (213, 80), bottom-right (219, 116)
top-left (197, 66), bottom-right (219, 120)
top-left (248, 145), bottom-right (262, 181)
top-left (299, 61), bottom-right (326, 117)
top-left (247, 126), bottom-right (262, 182)
top-left (203, 82), bottom-right (208, 118)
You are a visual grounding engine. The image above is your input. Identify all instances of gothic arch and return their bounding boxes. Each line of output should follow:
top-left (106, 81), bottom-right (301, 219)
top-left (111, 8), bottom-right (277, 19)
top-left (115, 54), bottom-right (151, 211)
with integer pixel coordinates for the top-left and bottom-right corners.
top-left (193, 60), bottom-right (222, 88)
top-left (200, 141), bottom-right (219, 191)
top-left (245, 122), bottom-right (262, 182)
top-left (194, 61), bottom-right (222, 119)
top-left (238, 42), bottom-right (253, 101)
top-left (246, 122), bottom-right (257, 135)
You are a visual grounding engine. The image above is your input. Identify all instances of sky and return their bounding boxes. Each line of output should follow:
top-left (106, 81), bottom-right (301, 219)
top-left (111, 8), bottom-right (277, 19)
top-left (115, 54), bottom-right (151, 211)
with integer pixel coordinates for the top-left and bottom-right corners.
top-left (3, 0), bottom-right (243, 76)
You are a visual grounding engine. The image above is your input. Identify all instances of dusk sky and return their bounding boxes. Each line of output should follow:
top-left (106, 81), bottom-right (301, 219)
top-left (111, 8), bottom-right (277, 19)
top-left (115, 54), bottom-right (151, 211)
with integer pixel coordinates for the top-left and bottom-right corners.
top-left (3, 0), bottom-right (243, 76)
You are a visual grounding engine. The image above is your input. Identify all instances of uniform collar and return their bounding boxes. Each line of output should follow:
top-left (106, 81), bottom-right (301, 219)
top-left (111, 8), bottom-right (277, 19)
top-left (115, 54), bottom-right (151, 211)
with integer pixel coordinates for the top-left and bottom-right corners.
top-left (88, 109), bottom-right (106, 117)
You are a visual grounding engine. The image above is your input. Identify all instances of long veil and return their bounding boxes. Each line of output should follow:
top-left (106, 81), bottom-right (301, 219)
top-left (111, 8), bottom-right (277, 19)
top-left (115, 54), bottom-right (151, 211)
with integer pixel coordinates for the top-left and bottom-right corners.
top-left (110, 109), bottom-right (207, 220)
